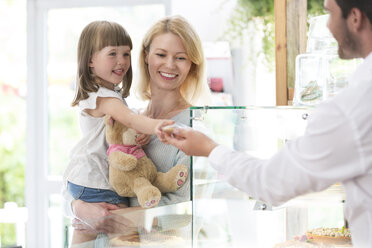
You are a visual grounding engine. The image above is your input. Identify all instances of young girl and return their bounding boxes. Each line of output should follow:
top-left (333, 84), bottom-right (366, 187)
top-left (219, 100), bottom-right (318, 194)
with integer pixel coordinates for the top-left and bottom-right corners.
top-left (62, 20), bottom-right (173, 245)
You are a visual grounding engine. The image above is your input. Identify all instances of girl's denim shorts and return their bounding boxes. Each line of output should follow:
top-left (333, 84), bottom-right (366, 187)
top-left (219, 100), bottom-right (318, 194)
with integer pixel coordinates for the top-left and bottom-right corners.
top-left (67, 181), bottom-right (129, 206)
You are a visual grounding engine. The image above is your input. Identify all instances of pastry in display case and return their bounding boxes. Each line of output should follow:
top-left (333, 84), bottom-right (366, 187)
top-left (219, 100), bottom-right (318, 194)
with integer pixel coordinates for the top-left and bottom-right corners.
top-left (66, 106), bottom-right (350, 248)
top-left (274, 227), bottom-right (352, 247)
top-left (294, 53), bottom-right (359, 106)
top-left (109, 231), bottom-right (186, 247)
top-left (293, 15), bottom-right (360, 106)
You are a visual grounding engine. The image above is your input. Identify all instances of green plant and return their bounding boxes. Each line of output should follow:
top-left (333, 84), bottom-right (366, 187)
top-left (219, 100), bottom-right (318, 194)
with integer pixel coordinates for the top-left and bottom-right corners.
top-left (0, 94), bottom-right (26, 208)
top-left (0, 93), bottom-right (26, 246)
top-left (308, 0), bottom-right (328, 16)
top-left (224, 0), bottom-right (326, 69)
top-left (0, 223), bottom-right (16, 246)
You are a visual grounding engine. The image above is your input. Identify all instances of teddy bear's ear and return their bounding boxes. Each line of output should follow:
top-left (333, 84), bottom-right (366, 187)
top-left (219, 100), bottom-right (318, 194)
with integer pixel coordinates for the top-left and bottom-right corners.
top-left (109, 117), bottom-right (115, 127)
top-left (104, 115), bottom-right (114, 127)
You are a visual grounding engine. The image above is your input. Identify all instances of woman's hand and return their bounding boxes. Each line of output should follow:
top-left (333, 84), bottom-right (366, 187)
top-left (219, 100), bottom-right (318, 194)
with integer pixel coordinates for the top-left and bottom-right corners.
top-left (135, 133), bottom-right (151, 145)
top-left (71, 200), bottom-right (134, 235)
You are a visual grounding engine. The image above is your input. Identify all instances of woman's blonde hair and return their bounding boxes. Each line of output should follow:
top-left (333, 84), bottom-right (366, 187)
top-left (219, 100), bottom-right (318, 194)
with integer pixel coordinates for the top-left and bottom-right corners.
top-left (137, 15), bottom-right (209, 105)
top-left (72, 20), bottom-right (133, 106)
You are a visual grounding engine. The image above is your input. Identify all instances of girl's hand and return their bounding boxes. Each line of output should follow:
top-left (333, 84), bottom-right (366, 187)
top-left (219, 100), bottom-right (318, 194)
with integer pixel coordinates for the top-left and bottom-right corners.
top-left (155, 120), bottom-right (175, 142)
top-left (136, 133), bottom-right (151, 145)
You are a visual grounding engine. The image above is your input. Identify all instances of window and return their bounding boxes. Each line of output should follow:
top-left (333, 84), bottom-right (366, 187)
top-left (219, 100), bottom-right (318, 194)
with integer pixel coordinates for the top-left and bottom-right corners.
top-left (0, 0), bottom-right (27, 246)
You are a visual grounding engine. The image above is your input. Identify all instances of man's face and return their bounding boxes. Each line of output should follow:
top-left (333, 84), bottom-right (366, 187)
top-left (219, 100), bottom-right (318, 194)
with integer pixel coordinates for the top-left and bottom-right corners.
top-left (324, 0), bottom-right (359, 59)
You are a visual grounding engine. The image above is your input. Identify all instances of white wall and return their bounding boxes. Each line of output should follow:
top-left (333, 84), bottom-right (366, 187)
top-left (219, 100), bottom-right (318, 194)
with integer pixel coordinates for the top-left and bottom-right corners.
top-left (170, 0), bottom-right (276, 106)
top-left (170, 0), bottom-right (236, 42)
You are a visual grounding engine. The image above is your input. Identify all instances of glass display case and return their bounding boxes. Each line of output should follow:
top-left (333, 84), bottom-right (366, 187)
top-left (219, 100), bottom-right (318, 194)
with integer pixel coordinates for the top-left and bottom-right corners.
top-left (293, 53), bottom-right (360, 105)
top-left (67, 106), bottom-right (348, 248)
top-left (190, 106), bottom-right (347, 248)
top-left (293, 14), bottom-right (360, 106)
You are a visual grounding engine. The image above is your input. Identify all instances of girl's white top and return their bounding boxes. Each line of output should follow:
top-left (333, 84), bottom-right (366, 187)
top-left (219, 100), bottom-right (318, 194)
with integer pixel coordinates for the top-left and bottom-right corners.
top-left (63, 86), bottom-right (125, 190)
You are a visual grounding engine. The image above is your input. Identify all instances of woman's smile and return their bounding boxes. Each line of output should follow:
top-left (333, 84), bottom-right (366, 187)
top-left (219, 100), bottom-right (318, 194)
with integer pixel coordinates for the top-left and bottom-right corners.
top-left (159, 71), bottom-right (178, 80)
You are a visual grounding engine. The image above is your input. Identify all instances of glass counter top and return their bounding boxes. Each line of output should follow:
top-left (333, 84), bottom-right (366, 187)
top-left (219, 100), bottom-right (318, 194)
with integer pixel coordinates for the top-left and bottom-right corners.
top-left (67, 106), bottom-right (346, 248)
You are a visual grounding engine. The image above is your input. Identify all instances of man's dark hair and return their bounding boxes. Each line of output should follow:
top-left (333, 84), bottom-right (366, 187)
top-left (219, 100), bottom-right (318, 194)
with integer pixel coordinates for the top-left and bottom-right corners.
top-left (336, 0), bottom-right (372, 24)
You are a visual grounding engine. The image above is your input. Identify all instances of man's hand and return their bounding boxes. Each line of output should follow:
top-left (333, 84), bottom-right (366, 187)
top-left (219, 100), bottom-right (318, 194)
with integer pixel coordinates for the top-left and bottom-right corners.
top-left (162, 127), bottom-right (218, 157)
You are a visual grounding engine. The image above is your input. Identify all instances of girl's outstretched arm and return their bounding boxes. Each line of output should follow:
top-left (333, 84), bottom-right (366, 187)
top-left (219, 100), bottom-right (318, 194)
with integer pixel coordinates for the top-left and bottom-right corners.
top-left (95, 96), bottom-right (174, 135)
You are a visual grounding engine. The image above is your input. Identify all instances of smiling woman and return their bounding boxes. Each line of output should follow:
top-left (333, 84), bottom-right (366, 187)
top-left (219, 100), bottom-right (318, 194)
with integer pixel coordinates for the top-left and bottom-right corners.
top-left (129, 14), bottom-right (212, 209)
top-left (137, 15), bottom-right (210, 108)
top-left (146, 32), bottom-right (192, 100)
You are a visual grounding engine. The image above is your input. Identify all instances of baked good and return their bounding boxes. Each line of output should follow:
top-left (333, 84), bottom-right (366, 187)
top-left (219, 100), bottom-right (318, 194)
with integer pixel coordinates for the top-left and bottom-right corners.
top-left (110, 234), bottom-right (141, 247)
top-left (162, 123), bottom-right (189, 136)
top-left (162, 126), bottom-right (175, 135)
top-left (306, 227), bottom-right (352, 246)
top-left (274, 228), bottom-right (352, 247)
top-left (110, 232), bottom-right (185, 247)
top-left (300, 80), bottom-right (323, 103)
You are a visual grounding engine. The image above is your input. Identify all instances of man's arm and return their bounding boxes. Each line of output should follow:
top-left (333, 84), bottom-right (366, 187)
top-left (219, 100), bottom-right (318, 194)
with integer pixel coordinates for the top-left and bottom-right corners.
top-left (162, 127), bottom-right (218, 157)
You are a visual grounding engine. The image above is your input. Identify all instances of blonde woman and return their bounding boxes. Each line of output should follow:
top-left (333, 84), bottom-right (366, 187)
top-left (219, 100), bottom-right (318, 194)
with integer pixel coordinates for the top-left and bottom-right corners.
top-left (71, 15), bottom-right (211, 244)
top-left (128, 15), bottom-right (211, 207)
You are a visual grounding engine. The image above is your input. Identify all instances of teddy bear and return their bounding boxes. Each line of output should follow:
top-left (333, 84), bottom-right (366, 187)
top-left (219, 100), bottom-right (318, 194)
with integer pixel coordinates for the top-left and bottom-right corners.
top-left (104, 115), bottom-right (188, 208)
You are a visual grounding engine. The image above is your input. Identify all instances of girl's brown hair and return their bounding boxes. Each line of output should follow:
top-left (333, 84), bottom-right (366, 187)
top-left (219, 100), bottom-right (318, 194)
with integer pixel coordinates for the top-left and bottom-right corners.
top-left (72, 21), bottom-right (133, 106)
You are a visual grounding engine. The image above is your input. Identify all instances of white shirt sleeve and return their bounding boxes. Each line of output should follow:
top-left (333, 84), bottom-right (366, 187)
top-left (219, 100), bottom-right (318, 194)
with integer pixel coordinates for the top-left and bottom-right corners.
top-left (208, 100), bottom-right (363, 206)
top-left (79, 86), bottom-right (124, 112)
